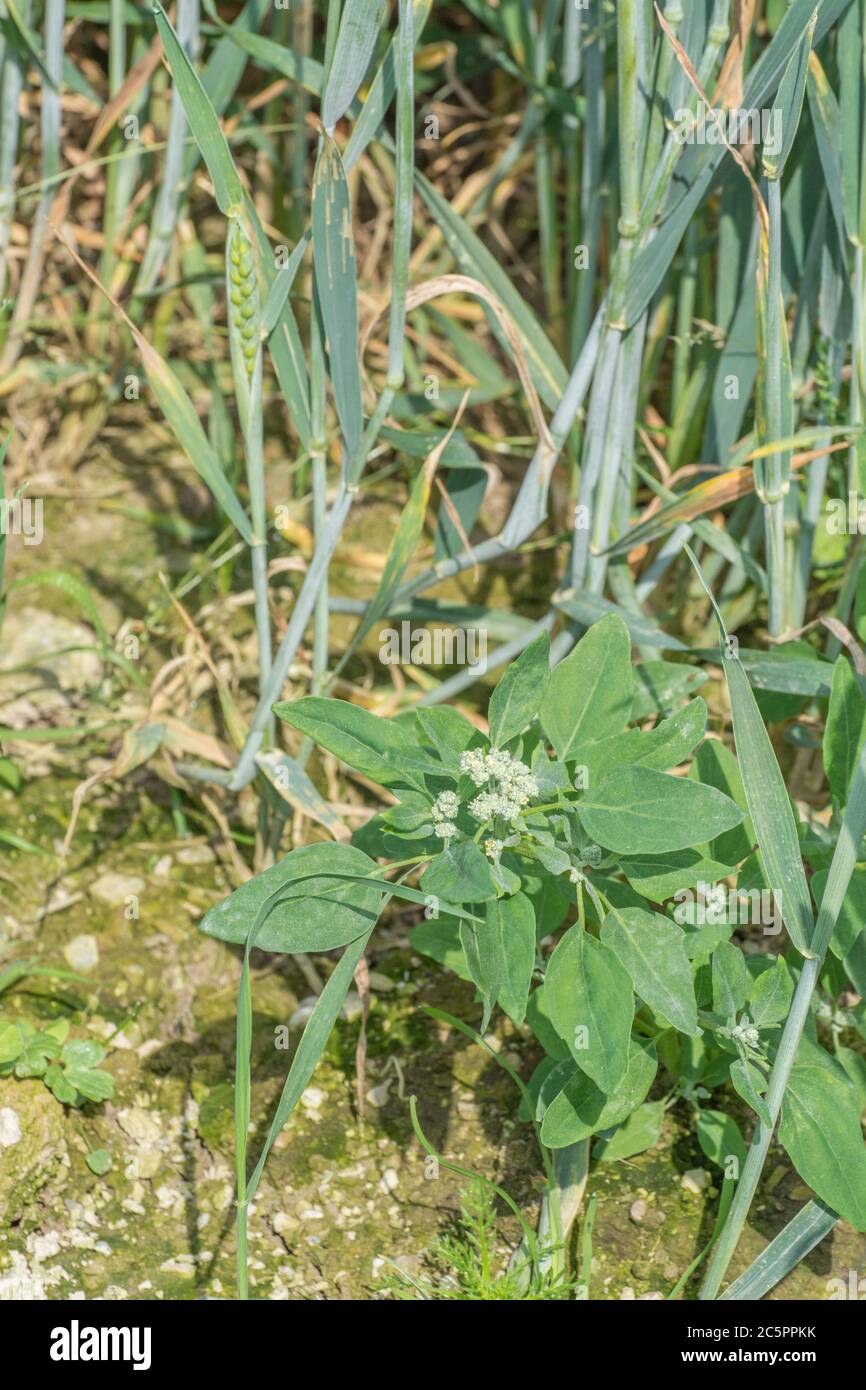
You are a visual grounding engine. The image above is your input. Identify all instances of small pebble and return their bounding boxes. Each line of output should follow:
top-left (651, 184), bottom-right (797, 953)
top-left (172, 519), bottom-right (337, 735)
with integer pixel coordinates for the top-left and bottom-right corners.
top-left (289, 998), bottom-right (317, 1030)
top-left (366, 1083), bottom-right (391, 1109)
top-left (176, 845), bottom-right (215, 866)
top-left (64, 934), bottom-right (99, 972)
top-left (91, 872), bottom-right (144, 905)
top-left (341, 991), bottom-right (364, 1023)
top-left (681, 1167), bottom-right (710, 1195)
top-left (28, 1233), bottom-right (61, 1260)
top-left (368, 971), bottom-right (395, 993)
top-left (0, 1108), bottom-right (21, 1147)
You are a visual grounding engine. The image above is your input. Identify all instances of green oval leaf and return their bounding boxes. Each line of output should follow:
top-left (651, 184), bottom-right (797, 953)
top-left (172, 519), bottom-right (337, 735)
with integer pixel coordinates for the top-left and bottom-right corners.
top-left (823, 655), bottom-right (866, 807)
top-left (420, 841), bottom-right (498, 904)
top-left (540, 1039), bottom-right (657, 1148)
top-left (539, 614), bottom-right (634, 762)
top-left (200, 842), bottom-right (383, 954)
top-left (459, 891), bottom-right (535, 1030)
top-left (600, 906), bottom-right (700, 1037)
top-left (543, 925), bottom-right (634, 1091)
top-left (488, 632), bottom-right (550, 748)
top-left (274, 696), bottom-right (440, 790)
top-left (779, 1039), bottom-right (866, 1232)
top-left (712, 940), bottom-right (752, 1019)
top-left (696, 1109), bottom-right (747, 1171)
top-left (578, 765), bottom-right (744, 854)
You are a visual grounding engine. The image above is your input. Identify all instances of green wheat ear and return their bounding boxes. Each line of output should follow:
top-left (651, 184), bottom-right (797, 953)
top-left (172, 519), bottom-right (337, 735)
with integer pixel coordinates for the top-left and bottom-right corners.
top-left (227, 219), bottom-right (260, 379)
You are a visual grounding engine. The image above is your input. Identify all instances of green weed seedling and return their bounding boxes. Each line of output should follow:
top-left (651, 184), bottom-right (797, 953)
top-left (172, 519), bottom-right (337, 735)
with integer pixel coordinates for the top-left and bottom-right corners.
top-left (0, 1018), bottom-right (114, 1109)
top-left (381, 1176), bottom-right (577, 1302)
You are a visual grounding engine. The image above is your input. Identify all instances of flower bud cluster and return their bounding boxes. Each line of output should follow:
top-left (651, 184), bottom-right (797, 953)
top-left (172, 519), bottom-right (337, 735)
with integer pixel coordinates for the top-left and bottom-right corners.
top-left (731, 1016), bottom-right (760, 1049)
top-left (459, 749), bottom-right (537, 826)
top-left (431, 790), bottom-right (460, 841)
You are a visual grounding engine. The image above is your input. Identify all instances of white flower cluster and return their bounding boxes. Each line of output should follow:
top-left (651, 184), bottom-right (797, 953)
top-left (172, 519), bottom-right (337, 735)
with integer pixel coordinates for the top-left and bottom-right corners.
top-left (433, 790), bottom-right (459, 819)
top-left (458, 748), bottom-right (489, 786)
top-left (431, 789), bottom-right (460, 841)
top-left (484, 838), bottom-right (504, 862)
top-left (731, 1016), bottom-right (760, 1049)
top-left (459, 748), bottom-right (537, 826)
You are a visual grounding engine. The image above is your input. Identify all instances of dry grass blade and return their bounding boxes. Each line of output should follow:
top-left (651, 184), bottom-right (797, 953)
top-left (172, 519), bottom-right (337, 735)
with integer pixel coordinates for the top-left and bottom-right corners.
top-left (364, 273), bottom-right (554, 452)
top-left (606, 434), bottom-right (848, 558)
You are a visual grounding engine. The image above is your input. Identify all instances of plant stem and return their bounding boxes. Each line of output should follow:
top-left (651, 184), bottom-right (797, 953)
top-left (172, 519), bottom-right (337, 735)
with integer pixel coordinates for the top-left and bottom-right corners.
top-left (0, 0), bottom-right (62, 372)
top-left (94, 0), bottom-right (127, 337)
top-left (643, 3), bottom-right (682, 194)
top-left (791, 341), bottom-right (842, 630)
top-left (671, 221), bottom-right (698, 419)
top-left (587, 312), bottom-right (646, 592)
top-left (763, 176), bottom-right (788, 638)
top-left (570, 2), bottom-right (604, 358)
top-left (287, 0), bottom-right (312, 242)
top-left (236, 1200), bottom-right (249, 1300)
top-left (537, 1140), bottom-right (589, 1279)
top-left (310, 302), bottom-right (329, 698)
top-left (0, 0), bottom-right (27, 308)
top-left (533, 0), bottom-right (563, 330)
top-left (386, 0), bottom-right (414, 392)
top-left (570, 0), bottom-right (643, 592)
top-left (133, 0), bottom-right (198, 299)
